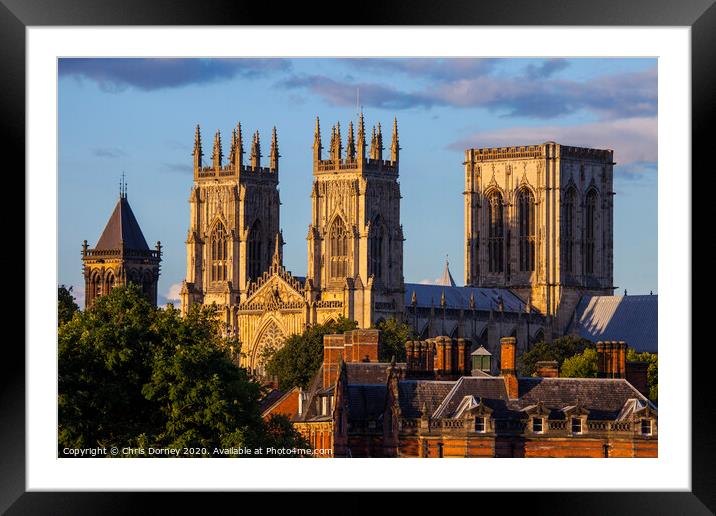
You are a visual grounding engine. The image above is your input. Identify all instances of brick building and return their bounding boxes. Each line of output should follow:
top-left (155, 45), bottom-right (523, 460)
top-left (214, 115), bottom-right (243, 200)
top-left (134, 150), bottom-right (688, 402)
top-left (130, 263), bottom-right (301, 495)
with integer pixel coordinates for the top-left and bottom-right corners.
top-left (265, 331), bottom-right (657, 458)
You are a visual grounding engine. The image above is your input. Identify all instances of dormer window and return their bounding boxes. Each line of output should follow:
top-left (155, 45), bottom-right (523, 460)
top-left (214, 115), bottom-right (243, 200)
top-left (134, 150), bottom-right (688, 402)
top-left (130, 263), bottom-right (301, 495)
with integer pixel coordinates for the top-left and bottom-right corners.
top-left (571, 417), bottom-right (583, 435)
top-left (475, 416), bottom-right (486, 433)
top-left (532, 417), bottom-right (544, 434)
top-left (641, 418), bottom-right (652, 436)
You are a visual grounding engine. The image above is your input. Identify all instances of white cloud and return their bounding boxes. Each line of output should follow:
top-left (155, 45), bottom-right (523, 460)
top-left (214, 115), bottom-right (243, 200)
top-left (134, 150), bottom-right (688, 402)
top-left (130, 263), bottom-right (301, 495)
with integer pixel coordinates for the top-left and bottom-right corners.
top-left (164, 282), bottom-right (182, 304)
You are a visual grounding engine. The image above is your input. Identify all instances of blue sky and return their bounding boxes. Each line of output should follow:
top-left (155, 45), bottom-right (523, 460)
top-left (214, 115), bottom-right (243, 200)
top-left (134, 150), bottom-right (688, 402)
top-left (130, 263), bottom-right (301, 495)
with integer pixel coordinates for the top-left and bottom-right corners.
top-left (58, 58), bottom-right (657, 307)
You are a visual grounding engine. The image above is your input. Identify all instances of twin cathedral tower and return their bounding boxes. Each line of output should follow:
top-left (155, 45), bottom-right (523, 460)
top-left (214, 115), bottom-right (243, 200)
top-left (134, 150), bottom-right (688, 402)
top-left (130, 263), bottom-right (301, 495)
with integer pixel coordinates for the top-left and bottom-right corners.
top-left (172, 115), bottom-right (614, 373)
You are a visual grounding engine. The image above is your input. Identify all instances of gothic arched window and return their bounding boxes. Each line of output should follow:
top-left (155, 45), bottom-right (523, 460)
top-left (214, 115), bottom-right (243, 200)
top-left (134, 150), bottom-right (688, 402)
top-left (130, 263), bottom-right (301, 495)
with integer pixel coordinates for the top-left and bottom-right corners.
top-left (247, 220), bottom-right (262, 281)
top-left (329, 217), bottom-right (350, 279)
top-left (210, 221), bottom-right (228, 283)
top-left (368, 219), bottom-right (384, 279)
top-left (518, 188), bottom-right (536, 272)
top-left (487, 192), bottom-right (504, 273)
top-left (104, 270), bottom-right (115, 296)
top-left (584, 190), bottom-right (598, 275)
top-left (562, 187), bottom-right (576, 274)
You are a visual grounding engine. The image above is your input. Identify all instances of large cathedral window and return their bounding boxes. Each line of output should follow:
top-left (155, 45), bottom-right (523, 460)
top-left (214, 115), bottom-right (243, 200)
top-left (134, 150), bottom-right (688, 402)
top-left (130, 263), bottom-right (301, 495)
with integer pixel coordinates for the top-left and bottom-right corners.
top-left (210, 221), bottom-right (228, 283)
top-left (487, 192), bottom-right (504, 273)
top-left (518, 188), bottom-right (536, 272)
top-left (247, 220), bottom-right (263, 281)
top-left (562, 187), bottom-right (576, 273)
top-left (329, 217), bottom-right (350, 279)
top-left (368, 219), bottom-right (384, 279)
top-left (584, 190), bottom-right (598, 275)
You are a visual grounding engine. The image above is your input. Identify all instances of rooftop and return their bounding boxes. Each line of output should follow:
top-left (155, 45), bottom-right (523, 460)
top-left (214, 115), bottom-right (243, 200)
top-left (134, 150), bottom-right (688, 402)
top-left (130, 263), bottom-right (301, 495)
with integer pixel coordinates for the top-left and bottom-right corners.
top-left (569, 295), bottom-right (658, 353)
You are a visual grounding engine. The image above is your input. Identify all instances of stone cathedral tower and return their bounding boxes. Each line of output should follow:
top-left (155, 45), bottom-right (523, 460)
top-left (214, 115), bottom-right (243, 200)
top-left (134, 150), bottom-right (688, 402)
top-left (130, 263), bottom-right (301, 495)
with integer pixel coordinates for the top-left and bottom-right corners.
top-left (464, 142), bottom-right (615, 335)
top-left (181, 123), bottom-right (281, 330)
top-left (306, 115), bottom-right (405, 327)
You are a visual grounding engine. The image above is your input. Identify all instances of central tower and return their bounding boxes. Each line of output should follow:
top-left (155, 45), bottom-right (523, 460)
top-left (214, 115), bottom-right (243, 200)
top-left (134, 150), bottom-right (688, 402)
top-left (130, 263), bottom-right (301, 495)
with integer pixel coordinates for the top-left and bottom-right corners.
top-left (306, 115), bottom-right (405, 327)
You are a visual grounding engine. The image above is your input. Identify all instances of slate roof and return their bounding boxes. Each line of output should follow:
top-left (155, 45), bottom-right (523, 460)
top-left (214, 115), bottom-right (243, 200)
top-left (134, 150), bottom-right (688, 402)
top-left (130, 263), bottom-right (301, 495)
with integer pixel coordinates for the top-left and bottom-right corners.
top-left (569, 295), bottom-right (658, 353)
top-left (259, 388), bottom-right (289, 416)
top-left (513, 377), bottom-right (652, 420)
top-left (94, 196), bottom-right (150, 251)
top-left (345, 362), bottom-right (405, 385)
top-left (404, 283), bottom-right (528, 312)
top-left (397, 380), bottom-right (456, 418)
top-left (402, 376), bottom-right (652, 421)
top-left (432, 377), bottom-right (510, 418)
top-left (347, 385), bottom-right (387, 422)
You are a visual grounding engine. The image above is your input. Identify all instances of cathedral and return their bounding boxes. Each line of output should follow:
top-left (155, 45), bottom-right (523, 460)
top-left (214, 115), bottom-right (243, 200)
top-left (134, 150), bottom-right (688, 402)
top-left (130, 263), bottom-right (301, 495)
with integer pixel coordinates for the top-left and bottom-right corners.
top-left (179, 117), bottom-right (619, 375)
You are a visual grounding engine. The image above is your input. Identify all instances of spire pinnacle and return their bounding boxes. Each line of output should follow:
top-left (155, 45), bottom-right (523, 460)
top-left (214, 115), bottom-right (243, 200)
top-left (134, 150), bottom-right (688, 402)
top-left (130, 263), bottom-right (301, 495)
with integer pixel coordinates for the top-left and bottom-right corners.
top-left (272, 231), bottom-right (283, 267)
top-left (270, 126), bottom-right (280, 172)
top-left (212, 130), bottom-right (222, 170)
top-left (346, 121), bottom-right (355, 159)
top-left (193, 124), bottom-right (203, 169)
top-left (391, 116), bottom-right (400, 163)
top-left (357, 113), bottom-right (366, 160)
top-left (250, 130), bottom-right (261, 168)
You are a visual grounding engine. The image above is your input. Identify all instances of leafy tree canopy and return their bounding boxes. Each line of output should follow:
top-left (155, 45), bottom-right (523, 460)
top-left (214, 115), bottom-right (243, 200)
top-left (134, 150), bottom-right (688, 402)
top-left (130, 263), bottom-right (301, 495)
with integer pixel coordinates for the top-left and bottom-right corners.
top-left (58, 285), bottom-right (79, 326)
top-left (58, 284), bottom-right (307, 455)
top-left (517, 335), bottom-right (595, 377)
top-left (560, 347), bottom-right (599, 378)
top-left (264, 317), bottom-right (357, 391)
top-left (373, 318), bottom-right (412, 362)
top-left (627, 348), bottom-right (658, 404)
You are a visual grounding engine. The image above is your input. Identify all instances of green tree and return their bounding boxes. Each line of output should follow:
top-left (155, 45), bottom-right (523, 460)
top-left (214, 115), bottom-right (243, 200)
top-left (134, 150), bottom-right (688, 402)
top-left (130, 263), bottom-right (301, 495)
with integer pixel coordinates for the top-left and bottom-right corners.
top-left (264, 317), bottom-right (358, 391)
top-left (58, 284), bottom-right (307, 455)
top-left (373, 318), bottom-right (412, 362)
top-left (58, 285), bottom-right (79, 326)
top-left (627, 348), bottom-right (658, 404)
top-left (517, 335), bottom-right (594, 377)
top-left (560, 347), bottom-right (599, 378)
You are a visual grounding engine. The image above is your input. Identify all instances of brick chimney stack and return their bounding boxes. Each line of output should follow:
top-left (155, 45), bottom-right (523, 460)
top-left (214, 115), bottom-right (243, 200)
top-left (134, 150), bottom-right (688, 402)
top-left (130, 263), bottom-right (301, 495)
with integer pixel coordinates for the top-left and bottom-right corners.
top-left (500, 336), bottom-right (519, 399)
top-left (596, 341), bottom-right (627, 378)
top-left (323, 329), bottom-right (382, 388)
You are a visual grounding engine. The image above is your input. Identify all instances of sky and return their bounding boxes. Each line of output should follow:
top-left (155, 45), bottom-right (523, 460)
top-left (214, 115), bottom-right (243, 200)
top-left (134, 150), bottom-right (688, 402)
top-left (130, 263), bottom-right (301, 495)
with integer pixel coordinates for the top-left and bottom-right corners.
top-left (58, 58), bottom-right (657, 308)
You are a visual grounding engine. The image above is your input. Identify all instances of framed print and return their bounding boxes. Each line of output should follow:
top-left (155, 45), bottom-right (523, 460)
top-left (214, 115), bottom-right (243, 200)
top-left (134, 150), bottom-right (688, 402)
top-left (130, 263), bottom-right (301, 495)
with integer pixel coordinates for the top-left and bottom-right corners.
top-left (4, 0), bottom-right (713, 513)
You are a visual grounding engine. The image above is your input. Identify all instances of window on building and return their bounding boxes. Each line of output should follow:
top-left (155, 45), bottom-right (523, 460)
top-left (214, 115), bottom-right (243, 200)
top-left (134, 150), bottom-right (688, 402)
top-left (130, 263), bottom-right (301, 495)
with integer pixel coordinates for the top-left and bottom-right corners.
top-left (641, 418), bottom-right (652, 436)
top-left (532, 417), bottom-right (544, 433)
top-left (247, 220), bottom-right (262, 281)
top-left (475, 416), bottom-right (486, 433)
top-left (329, 217), bottom-right (350, 279)
top-left (487, 191), bottom-right (504, 273)
top-left (210, 221), bottom-right (228, 283)
top-left (437, 442), bottom-right (444, 458)
top-left (518, 188), bottom-right (536, 272)
top-left (368, 220), bottom-right (384, 279)
top-left (584, 190), bottom-right (598, 275)
top-left (571, 417), bottom-right (583, 435)
top-left (562, 187), bottom-right (576, 273)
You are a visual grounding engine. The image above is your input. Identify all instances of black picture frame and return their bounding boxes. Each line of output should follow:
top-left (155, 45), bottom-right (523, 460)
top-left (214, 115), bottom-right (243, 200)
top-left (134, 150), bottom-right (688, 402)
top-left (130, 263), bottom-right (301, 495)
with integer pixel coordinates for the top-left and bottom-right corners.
top-left (3, 0), bottom-right (711, 513)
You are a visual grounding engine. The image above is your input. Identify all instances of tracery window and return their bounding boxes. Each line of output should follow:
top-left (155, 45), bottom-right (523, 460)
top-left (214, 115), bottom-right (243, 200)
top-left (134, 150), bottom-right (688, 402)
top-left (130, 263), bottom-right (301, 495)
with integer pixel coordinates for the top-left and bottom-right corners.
top-left (210, 221), bottom-right (228, 283)
top-left (247, 220), bottom-right (262, 281)
top-left (329, 217), bottom-right (350, 279)
top-left (585, 190), bottom-right (598, 275)
top-left (518, 188), bottom-right (536, 272)
top-left (368, 220), bottom-right (384, 279)
top-left (487, 192), bottom-right (504, 273)
top-left (562, 187), bottom-right (576, 273)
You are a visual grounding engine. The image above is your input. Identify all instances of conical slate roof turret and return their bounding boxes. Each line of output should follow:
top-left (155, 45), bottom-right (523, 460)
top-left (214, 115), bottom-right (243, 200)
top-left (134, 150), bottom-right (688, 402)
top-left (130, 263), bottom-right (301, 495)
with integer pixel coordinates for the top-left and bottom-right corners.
top-left (95, 196), bottom-right (150, 251)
